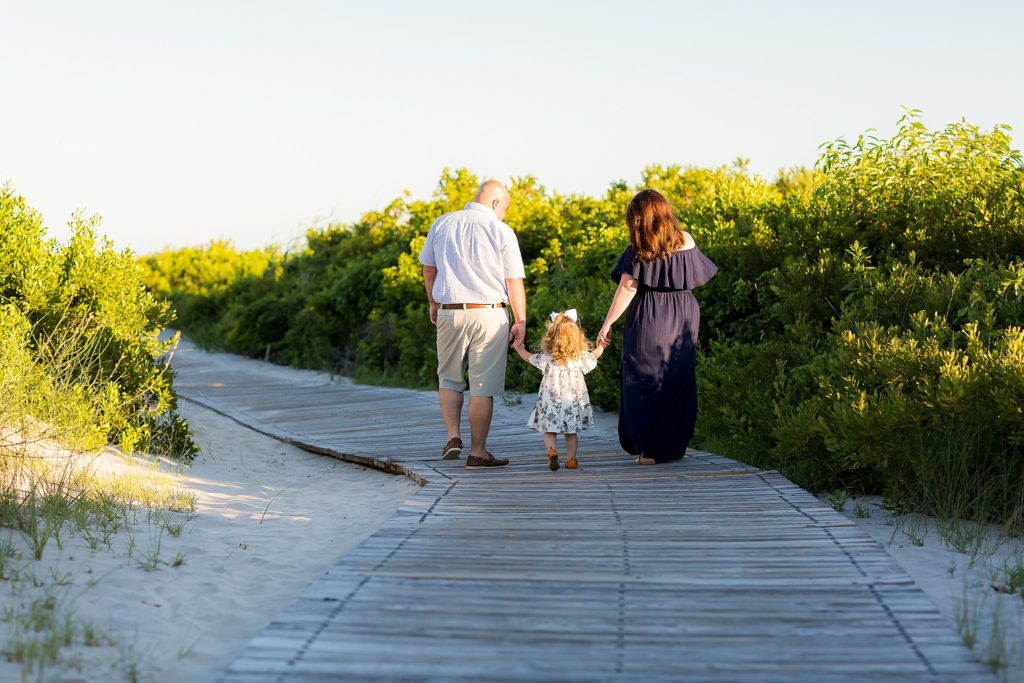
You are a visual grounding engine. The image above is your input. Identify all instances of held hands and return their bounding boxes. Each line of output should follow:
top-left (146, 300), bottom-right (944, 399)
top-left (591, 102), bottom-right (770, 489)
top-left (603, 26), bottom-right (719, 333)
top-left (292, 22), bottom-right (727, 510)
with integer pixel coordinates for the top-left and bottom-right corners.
top-left (511, 329), bottom-right (532, 362)
top-left (508, 319), bottom-right (526, 346)
top-left (596, 324), bottom-right (612, 348)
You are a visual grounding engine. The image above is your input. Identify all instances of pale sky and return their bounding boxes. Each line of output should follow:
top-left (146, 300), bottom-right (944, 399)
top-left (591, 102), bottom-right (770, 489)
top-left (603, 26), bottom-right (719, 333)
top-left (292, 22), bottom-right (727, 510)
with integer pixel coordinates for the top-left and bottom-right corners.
top-left (2, 0), bottom-right (1022, 254)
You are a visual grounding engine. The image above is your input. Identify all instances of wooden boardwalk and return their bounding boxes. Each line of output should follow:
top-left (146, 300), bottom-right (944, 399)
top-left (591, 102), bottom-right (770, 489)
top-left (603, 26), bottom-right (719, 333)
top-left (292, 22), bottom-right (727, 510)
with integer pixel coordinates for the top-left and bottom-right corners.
top-left (170, 345), bottom-right (994, 683)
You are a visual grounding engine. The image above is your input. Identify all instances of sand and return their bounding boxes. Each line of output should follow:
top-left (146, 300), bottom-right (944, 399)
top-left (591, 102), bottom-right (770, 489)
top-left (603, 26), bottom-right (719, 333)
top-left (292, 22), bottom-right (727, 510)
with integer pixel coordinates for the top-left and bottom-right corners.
top-left (0, 398), bottom-right (417, 682)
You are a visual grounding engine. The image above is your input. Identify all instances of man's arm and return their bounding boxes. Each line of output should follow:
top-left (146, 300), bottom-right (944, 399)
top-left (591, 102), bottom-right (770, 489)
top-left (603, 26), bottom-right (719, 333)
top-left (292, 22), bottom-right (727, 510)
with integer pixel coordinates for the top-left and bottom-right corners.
top-left (505, 277), bottom-right (526, 344)
top-left (423, 265), bottom-right (439, 326)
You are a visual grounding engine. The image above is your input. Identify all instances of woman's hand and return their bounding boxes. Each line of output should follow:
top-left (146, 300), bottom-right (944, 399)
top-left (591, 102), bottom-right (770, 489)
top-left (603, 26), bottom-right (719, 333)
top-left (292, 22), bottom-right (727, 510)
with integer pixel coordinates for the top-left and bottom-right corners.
top-left (597, 274), bottom-right (637, 347)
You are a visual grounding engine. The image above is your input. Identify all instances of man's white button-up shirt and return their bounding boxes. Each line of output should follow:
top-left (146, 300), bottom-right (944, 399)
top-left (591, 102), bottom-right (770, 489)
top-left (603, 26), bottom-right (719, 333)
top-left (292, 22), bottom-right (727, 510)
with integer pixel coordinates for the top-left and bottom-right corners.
top-left (418, 202), bottom-right (526, 305)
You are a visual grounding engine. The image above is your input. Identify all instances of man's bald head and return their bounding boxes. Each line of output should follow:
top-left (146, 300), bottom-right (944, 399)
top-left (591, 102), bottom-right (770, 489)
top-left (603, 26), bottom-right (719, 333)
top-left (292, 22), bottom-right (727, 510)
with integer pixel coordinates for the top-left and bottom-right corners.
top-left (474, 180), bottom-right (511, 220)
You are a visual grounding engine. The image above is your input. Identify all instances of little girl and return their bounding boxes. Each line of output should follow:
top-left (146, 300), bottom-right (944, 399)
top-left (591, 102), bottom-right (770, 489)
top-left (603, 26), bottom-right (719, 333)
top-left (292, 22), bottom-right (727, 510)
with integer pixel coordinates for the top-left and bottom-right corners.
top-left (512, 309), bottom-right (605, 471)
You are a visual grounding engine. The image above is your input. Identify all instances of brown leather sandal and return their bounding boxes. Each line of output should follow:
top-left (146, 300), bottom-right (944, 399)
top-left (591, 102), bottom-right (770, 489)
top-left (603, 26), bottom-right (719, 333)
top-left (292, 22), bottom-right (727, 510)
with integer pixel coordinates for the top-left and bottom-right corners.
top-left (465, 452), bottom-right (509, 468)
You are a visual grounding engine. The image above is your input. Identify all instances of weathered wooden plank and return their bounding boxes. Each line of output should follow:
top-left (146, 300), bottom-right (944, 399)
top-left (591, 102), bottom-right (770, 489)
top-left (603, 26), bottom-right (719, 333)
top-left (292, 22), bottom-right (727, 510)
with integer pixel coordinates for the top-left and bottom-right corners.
top-left (169, 344), bottom-right (995, 683)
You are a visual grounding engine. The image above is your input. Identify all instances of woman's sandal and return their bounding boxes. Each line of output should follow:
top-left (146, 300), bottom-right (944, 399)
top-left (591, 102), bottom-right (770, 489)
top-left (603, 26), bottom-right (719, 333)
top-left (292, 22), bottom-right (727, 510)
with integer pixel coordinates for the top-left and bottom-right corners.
top-left (547, 447), bottom-right (560, 471)
top-left (565, 456), bottom-right (579, 469)
top-left (635, 455), bottom-right (657, 465)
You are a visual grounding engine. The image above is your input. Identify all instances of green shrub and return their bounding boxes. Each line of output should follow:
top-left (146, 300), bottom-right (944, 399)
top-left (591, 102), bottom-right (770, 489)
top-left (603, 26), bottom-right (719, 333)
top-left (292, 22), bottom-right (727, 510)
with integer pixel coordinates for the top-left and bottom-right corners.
top-left (1, 185), bottom-right (197, 459)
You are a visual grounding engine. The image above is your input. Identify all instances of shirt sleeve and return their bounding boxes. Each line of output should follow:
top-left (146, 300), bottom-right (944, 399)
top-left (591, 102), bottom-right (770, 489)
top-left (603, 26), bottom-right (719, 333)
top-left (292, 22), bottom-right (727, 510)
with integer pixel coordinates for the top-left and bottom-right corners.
top-left (580, 352), bottom-right (598, 374)
top-left (528, 353), bottom-right (547, 370)
top-left (418, 221), bottom-right (437, 267)
top-left (500, 226), bottom-right (526, 279)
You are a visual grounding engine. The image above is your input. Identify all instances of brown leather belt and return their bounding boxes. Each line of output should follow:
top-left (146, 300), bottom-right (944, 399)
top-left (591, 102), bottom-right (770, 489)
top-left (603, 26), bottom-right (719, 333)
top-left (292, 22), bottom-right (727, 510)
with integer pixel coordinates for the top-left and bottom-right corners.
top-left (440, 303), bottom-right (507, 309)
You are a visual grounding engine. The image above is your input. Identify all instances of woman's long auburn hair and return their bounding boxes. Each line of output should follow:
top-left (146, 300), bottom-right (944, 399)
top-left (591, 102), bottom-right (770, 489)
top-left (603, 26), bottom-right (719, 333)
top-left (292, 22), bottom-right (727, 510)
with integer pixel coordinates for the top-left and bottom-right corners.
top-left (626, 189), bottom-right (686, 263)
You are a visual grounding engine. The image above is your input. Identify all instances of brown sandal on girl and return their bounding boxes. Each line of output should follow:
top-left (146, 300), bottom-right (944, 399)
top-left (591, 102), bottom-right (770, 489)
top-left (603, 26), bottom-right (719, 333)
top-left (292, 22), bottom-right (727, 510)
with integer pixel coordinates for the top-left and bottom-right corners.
top-left (635, 455), bottom-right (656, 465)
top-left (565, 456), bottom-right (579, 469)
top-left (547, 447), bottom-right (560, 471)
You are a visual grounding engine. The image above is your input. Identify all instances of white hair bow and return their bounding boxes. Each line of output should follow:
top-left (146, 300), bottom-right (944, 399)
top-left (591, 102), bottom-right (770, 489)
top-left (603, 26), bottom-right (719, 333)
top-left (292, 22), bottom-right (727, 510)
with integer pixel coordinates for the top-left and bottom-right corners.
top-left (550, 309), bottom-right (578, 323)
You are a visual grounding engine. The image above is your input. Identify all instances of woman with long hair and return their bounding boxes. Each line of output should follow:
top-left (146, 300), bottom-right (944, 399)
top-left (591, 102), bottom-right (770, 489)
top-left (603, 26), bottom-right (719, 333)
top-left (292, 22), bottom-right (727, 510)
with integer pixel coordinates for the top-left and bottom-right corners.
top-left (596, 189), bottom-right (717, 464)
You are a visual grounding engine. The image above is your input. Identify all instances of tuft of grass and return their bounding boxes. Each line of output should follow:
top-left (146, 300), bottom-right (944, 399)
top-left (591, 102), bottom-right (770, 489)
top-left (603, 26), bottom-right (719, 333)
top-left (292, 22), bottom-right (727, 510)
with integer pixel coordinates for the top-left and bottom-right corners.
top-left (80, 617), bottom-right (113, 647)
top-left (1, 589), bottom-right (77, 677)
top-left (889, 514), bottom-right (927, 547)
top-left (137, 528), bottom-right (164, 572)
top-left (983, 606), bottom-right (1009, 676)
top-left (990, 556), bottom-right (1024, 601)
top-left (909, 428), bottom-right (1023, 539)
top-left (0, 532), bottom-right (21, 580)
top-left (936, 517), bottom-right (1009, 566)
top-left (111, 640), bottom-right (157, 683)
top-left (826, 489), bottom-right (850, 513)
top-left (954, 585), bottom-right (982, 649)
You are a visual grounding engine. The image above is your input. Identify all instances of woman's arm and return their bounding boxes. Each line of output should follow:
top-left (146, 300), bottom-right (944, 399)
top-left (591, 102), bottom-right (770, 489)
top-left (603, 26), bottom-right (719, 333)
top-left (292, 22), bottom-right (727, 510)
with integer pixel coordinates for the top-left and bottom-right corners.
top-left (597, 273), bottom-right (638, 345)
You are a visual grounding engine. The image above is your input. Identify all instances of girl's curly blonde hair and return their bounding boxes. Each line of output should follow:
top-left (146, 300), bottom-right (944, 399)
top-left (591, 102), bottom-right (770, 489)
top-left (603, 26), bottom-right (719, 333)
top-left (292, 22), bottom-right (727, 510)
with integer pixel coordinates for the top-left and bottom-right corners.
top-left (540, 313), bottom-right (594, 365)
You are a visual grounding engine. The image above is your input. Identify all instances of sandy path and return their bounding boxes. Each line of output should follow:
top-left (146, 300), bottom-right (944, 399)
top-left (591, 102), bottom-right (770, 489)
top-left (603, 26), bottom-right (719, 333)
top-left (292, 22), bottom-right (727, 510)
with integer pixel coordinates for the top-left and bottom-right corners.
top-left (0, 399), bottom-right (417, 682)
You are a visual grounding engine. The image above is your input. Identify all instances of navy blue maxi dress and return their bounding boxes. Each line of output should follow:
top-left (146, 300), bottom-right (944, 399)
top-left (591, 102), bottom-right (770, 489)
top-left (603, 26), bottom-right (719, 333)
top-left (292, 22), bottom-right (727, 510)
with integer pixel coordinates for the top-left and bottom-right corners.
top-left (611, 245), bottom-right (718, 462)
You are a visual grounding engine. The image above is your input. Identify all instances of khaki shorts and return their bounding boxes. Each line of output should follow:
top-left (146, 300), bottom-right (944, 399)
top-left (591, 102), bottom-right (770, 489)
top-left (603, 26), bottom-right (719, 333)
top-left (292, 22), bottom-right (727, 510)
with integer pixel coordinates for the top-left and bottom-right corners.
top-left (435, 308), bottom-right (510, 396)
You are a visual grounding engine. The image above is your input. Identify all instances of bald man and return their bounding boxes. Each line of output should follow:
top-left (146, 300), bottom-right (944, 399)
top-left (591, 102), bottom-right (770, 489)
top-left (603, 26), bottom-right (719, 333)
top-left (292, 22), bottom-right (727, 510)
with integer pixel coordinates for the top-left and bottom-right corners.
top-left (419, 180), bottom-right (527, 468)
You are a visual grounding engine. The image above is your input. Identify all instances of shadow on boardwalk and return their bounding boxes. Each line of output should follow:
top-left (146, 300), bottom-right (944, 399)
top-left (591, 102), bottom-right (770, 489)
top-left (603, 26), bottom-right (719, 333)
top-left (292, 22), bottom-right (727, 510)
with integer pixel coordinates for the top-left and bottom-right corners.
top-left (170, 343), bottom-right (993, 683)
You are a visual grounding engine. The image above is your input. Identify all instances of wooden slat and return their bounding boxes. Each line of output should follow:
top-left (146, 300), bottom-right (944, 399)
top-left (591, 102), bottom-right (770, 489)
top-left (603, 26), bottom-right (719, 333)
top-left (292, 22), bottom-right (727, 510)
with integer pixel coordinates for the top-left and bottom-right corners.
top-left (168, 344), bottom-right (995, 682)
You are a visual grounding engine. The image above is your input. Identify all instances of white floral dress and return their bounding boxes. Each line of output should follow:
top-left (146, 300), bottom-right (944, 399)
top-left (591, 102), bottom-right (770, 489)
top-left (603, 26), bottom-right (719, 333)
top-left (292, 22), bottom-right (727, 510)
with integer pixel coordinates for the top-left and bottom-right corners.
top-left (526, 352), bottom-right (598, 433)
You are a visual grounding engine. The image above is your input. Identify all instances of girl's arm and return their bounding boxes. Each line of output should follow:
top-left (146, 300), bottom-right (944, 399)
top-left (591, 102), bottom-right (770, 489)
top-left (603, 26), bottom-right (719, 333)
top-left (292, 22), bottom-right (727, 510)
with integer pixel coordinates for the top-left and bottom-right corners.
top-left (591, 344), bottom-right (605, 360)
top-left (512, 338), bottom-right (533, 363)
top-left (597, 273), bottom-right (639, 346)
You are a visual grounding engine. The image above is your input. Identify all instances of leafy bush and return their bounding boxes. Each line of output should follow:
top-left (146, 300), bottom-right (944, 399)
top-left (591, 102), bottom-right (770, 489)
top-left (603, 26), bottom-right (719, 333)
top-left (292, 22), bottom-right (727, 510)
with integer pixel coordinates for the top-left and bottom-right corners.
top-left (141, 112), bottom-right (1024, 524)
top-left (1, 185), bottom-right (197, 459)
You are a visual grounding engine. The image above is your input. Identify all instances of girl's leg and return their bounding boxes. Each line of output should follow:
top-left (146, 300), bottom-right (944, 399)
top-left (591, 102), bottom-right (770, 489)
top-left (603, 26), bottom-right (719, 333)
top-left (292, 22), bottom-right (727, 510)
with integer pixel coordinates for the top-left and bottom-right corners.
top-left (565, 433), bottom-right (579, 469)
top-left (543, 432), bottom-right (557, 451)
top-left (544, 432), bottom-right (559, 471)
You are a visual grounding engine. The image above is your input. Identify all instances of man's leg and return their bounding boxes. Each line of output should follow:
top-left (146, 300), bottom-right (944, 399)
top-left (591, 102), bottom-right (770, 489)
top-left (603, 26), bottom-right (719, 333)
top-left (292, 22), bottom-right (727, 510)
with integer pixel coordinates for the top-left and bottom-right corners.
top-left (467, 395), bottom-right (493, 458)
top-left (435, 309), bottom-right (468, 450)
top-left (439, 388), bottom-right (464, 441)
top-left (465, 309), bottom-right (509, 460)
